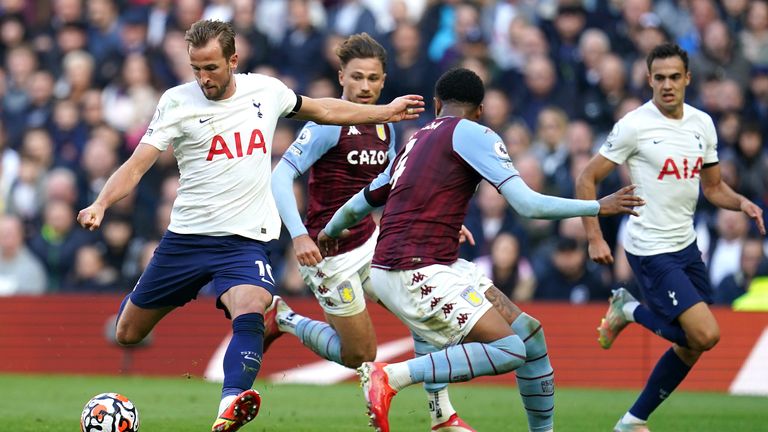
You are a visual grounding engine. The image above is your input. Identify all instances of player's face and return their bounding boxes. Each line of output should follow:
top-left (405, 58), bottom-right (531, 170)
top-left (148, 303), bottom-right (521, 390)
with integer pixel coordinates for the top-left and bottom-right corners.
top-left (338, 57), bottom-right (386, 105)
top-left (648, 56), bottom-right (690, 119)
top-left (189, 39), bottom-right (238, 101)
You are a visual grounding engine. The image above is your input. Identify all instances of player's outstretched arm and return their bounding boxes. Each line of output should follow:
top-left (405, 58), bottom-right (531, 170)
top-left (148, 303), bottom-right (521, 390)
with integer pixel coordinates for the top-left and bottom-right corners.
top-left (293, 95), bottom-right (424, 125)
top-left (272, 162), bottom-right (323, 265)
top-left (576, 154), bottom-right (625, 264)
top-left (77, 143), bottom-right (161, 231)
top-left (701, 164), bottom-right (766, 235)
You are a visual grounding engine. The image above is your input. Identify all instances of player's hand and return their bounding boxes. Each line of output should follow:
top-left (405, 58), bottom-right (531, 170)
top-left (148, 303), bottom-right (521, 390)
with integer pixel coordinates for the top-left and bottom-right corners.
top-left (459, 225), bottom-right (475, 245)
top-left (77, 202), bottom-right (106, 231)
top-left (597, 185), bottom-right (645, 217)
top-left (387, 95), bottom-right (425, 122)
top-left (588, 238), bottom-right (614, 265)
top-left (293, 234), bottom-right (323, 266)
top-left (317, 229), bottom-right (350, 256)
top-left (740, 199), bottom-right (766, 235)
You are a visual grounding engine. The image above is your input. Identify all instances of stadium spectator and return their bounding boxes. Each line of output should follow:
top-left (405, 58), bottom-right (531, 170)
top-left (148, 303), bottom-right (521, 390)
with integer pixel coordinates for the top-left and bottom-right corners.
top-left (690, 20), bottom-right (752, 92)
top-left (320, 67), bottom-right (643, 432)
top-left (533, 236), bottom-right (610, 303)
top-left (61, 244), bottom-right (119, 292)
top-left (577, 42), bottom-right (765, 432)
top-left (739, 0), bottom-right (768, 67)
top-left (580, 53), bottom-right (631, 135)
top-left (708, 209), bottom-right (750, 287)
top-left (729, 123), bottom-right (768, 202)
top-left (479, 87), bottom-right (514, 134)
top-left (383, 21), bottom-right (435, 115)
top-left (275, 0), bottom-right (327, 94)
top-left (577, 28), bottom-right (611, 94)
top-left (517, 55), bottom-right (571, 130)
top-left (85, 0), bottom-right (122, 86)
top-left (75, 19), bottom-right (422, 432)
top-left (29, 199), bottom-right (95, 291)
top-left (0, 214), bottom-right (47, 295)
top-left (744, 67), bottom-right (768, 143)
top-left (501, 120), bottom-right (532, 162)
top-left (474, 231), bottom-right (536, 303)
top-left (229, 0), bottom-right (271, 70)
top-left (531, 106), bottom-right (569, 187)
top-left (327, 0), bottom-right (379, 38)
top-left (714, 236), bottom-right (767, 305)
top-left (49, 98), bottom-right (88, 168)
top-left (0, 122), bottom-right (21, 213)
top-left (461, 180), bottom-right (528, 261)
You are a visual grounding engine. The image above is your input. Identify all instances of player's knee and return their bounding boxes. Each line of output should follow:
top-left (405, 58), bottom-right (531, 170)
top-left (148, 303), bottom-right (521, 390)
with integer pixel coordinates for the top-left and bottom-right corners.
top-left (490, 335), bottom-right (527, 374)
top-left (115, 325), bottom-right (145, 346)
top-left (687, 327), bottom-right (720, 351)
top-left (341, 345), bottom-right (376, 368)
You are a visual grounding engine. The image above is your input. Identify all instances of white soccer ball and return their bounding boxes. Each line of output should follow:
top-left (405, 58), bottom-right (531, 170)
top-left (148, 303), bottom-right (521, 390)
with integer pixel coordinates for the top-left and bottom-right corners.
top-left (80, 392), bottom-right (140, 432)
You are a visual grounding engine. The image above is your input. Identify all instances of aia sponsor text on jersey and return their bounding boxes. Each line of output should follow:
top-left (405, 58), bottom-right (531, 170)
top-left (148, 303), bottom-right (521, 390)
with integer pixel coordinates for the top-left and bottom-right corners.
top-left (657, 157), bottom-right (703, 180)
top-left (206, 129), bottom-right (267, 161)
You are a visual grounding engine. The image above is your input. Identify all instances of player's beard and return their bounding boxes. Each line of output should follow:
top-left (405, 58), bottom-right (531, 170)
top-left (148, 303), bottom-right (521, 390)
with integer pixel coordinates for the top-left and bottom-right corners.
top-left (202, 69), bottom-right (233, 101)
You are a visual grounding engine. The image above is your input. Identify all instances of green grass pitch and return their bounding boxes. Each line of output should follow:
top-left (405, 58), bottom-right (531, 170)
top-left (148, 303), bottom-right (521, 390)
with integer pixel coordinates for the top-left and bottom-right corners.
top-left (1, 374), bottom-right (765, 431)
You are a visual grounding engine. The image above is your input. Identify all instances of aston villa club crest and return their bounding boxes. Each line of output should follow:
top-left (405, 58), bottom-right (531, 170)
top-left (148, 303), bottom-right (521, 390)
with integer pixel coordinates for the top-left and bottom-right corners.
top-left (376, 124), bottom-right (387, 141)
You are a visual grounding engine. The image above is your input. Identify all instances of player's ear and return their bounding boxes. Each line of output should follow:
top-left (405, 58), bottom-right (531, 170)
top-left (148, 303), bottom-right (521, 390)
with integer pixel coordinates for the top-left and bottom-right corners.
top-left (434, 97), bottom-right (441, 117)
top-left (338, 68), bottom-right (344, 87)
top-left (229, 53), bottom-right (239, 70)
top-left (476, 103), bottom-right (484, 120)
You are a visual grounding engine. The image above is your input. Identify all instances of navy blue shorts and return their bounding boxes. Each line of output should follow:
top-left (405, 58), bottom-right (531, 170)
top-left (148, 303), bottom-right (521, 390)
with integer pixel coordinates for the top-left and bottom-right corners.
top-left (626, 241), bottom-right (712, 322)
top-left (130, 231), bottom-right (276, 316)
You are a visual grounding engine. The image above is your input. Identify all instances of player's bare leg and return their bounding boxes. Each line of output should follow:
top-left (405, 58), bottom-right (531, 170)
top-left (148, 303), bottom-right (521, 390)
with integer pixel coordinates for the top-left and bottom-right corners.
top-left (212, 284), bottom-right (272, 432)
top-left (326, 311), bottom-right (377, 367)
top-left (114, 299), bottom-right (175, 345)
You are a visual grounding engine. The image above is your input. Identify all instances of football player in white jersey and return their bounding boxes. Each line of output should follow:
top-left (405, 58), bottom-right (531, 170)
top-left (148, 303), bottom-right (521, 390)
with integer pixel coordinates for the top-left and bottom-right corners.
top-left (76, 20), bottom-right (423, 432)
top-left (576, 43), bottom-right (765, 432)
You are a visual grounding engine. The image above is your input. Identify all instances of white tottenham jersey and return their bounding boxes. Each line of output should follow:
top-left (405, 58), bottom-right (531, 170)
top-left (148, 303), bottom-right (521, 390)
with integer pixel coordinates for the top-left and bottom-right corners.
top-left (600, 101), bottom-right (718, 256)
top-left (140, 73), bottom-right (298, 241)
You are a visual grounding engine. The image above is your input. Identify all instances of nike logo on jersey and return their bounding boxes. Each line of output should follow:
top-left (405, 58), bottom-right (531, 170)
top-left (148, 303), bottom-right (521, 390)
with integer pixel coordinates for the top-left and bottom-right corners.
top-left (653, 139), bottom-right (662, 144)
top-left (199, 116), bottom-right (213, 123)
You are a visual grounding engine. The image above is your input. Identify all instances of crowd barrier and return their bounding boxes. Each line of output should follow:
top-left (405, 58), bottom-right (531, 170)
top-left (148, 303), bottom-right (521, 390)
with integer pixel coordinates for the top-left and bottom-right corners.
top-left (1, 295), bottom-right (766, 394)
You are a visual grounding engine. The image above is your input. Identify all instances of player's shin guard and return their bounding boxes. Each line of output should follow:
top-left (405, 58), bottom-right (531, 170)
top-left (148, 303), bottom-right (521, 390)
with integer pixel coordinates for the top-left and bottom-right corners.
top-left (413, 333), bottom-right (448, 393)
top-left (222, 313), bottom-right (265, 398)
top-left (632, 306), bottom-right (688, 347)
top-left (295, 319), bottom-right (343, 365)
top-left (413, 333), bottom-right (455, 425)
top-left (512, 313), bottom-right (555, 432)
top-left (410, 335), bottom-right (526, 384)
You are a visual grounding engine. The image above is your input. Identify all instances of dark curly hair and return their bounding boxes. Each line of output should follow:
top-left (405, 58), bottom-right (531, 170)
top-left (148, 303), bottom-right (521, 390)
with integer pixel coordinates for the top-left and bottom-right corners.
top-left (435, 68), bottom-right (485, 108)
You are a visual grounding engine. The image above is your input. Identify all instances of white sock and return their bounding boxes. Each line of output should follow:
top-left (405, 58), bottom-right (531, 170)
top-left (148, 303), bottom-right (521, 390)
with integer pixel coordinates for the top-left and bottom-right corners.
top-left (623, 301), bottom-right (640, 322)
top-left (383, 362), bottom-right (413, 391)
top-left (277, 310), bottom-right (306, 336)
top-left (217, 395), bottom-right (236, 416)
top-left (427, 388), bottom-right (456, 426)
top-left (621, 412), bottom-right (646, 424)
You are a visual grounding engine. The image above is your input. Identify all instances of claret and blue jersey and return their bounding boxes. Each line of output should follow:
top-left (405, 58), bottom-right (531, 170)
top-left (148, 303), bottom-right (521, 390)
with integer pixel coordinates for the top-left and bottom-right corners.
top-left (281, 121), bottom-right (396, 255)
top-left (364, 117), bottom-right (522, 270)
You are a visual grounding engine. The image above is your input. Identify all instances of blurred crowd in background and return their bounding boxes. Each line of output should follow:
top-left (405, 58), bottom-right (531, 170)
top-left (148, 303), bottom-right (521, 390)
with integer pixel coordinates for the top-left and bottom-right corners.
top-left (1, 0), bottom-right (767, 309)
